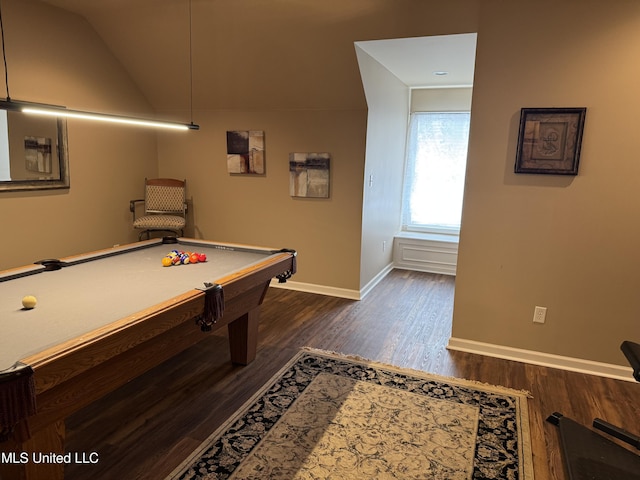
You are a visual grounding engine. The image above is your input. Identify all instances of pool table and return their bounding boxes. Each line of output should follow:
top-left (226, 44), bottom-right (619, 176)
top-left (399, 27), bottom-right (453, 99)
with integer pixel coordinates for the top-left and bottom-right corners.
top-left (0, 237), bottom-right (296, 480)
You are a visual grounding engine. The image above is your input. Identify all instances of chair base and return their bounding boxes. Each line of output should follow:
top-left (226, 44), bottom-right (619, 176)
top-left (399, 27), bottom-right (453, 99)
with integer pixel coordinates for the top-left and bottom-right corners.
top-left (138, 229), bottom-right (183, 241)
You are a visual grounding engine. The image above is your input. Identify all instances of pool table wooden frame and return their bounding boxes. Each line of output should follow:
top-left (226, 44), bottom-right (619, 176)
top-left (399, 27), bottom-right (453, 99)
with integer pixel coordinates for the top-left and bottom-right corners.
top-left (0, 238), bottom-right (296, 480)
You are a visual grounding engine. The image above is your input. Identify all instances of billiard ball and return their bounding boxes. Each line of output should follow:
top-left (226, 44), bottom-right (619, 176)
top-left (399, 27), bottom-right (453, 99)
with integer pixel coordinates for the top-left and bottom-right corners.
top-left (22, 295), bottom-right (37, 309)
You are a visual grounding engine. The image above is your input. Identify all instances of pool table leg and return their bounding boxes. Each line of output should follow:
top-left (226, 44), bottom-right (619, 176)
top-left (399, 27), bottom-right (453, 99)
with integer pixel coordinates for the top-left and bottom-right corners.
top-left (0, 420), bottom-right (65, 480)
top-left (227, 307), bottom-right (259, 365)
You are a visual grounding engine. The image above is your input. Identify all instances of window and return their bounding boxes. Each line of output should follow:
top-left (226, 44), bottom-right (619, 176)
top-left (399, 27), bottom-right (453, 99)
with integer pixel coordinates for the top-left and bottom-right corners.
top-left (401, 111), bottom-right (470, 235)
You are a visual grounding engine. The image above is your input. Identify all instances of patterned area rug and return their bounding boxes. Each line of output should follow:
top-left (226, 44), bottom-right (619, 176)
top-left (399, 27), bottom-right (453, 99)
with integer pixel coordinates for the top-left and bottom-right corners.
top-left (168, 349), bottom-right (533, 480)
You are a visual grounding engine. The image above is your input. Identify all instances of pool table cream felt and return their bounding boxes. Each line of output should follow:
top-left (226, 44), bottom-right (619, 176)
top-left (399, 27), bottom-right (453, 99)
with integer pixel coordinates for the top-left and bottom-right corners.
top-left (0, 239), bottom-right (280, 372)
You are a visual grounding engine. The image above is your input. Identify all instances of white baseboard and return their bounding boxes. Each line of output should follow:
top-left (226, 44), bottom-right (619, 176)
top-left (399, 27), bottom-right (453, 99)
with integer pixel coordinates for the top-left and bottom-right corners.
top-left (269, 263), bottom-right (394, 301)
top-left (270, 279), bottom-right (361, 300)
top-left (360, 262), bottom-right (394, 299)
top-left (447, 337), bottom-right (635, 382)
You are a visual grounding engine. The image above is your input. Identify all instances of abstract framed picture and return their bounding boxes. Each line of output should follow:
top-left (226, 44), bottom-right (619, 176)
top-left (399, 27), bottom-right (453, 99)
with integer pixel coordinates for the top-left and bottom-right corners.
top-left (514, 107), bottom-right (586, 175)
top-left (24, 136), bottom-right (53, 173)
top-left (226, 130), bottom-right (265, 175)
top-left (289, 152), bottom-right (330, 198)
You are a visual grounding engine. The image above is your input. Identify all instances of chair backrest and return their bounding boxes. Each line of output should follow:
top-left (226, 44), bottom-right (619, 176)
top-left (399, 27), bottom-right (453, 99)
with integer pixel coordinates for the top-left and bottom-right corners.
top-left (144, 178), bottom-right (185, 214)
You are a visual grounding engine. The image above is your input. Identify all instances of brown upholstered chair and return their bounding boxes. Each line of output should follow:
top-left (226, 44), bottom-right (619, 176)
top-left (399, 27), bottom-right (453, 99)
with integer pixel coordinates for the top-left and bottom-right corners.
top-left (130, 178), bottom-right (187, 240)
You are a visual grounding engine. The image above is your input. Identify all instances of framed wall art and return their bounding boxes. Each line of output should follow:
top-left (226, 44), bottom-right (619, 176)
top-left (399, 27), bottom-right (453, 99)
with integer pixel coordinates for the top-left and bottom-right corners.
top-left (289, 152), bottom-right (330, 198)
top-left (226, 130), bottom-right (265, 174)
top-left (514, 107), bottom-right (586, 175)
top-left (24, 136), bottom-right (53, 173)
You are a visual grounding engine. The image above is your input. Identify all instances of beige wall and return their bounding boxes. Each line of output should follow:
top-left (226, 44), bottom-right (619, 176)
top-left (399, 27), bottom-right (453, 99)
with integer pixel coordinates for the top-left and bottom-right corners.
top-left (156, 108), bottom-right (366, 291)
top-left (0, 0), bottom-right (158, 269)
top-left (3, 0), bottom-right (637, 367)
top-left (453, 0), bottom-right (640, 366)
top-left (146, 0), bottom-right (478, 294)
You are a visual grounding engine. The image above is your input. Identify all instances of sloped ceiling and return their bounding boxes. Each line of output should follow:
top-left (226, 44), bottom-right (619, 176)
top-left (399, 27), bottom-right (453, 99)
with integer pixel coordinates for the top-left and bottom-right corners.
top-left (39, 0), bottom-right (198, 112)
top-left (39, 0), bottom-right (476, 112)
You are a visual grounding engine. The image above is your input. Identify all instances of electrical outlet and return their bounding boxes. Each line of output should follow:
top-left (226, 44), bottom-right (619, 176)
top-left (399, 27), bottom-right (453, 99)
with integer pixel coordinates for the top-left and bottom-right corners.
top-left (533, 306), bottom-right (547, 324)
top-left (382, 240), bottom-right (386, 252)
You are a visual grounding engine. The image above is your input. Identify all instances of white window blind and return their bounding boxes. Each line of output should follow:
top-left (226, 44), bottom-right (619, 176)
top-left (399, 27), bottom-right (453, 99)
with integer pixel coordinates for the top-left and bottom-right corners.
top-left (402, 112), bottom-right (470, 234)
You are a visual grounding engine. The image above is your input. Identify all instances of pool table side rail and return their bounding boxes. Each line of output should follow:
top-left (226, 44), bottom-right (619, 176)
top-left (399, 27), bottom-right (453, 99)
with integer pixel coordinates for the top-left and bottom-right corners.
top-left (0, 264), bottom-right (46, 283)
top-left (15, 249), bottom-right (296, 437)
top-left (25, 237), bottom-right (286, 271)
top-left (178, 238), bottom-right (286, 256)
top-left (20, 251), bottom-right (295, 394)
top-left (19, 290), bottom-right (203, 392)
top-left (30, 238), bottom-right (162, 270)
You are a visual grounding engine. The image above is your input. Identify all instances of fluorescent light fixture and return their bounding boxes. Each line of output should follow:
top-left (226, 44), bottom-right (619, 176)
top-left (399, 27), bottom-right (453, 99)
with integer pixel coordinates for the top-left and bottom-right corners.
top-left (20, 105), bottom-right (199, 131)
top-left (0, 0), bottom-right (199, 132)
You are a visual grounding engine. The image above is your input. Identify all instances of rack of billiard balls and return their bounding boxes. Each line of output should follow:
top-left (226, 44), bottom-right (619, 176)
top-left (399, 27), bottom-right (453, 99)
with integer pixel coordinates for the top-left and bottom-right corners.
top-left (162, 250), bottom-right (207, 267)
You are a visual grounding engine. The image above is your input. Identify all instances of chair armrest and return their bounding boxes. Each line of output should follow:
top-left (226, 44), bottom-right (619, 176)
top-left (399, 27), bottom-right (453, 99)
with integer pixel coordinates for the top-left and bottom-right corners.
top-left (130, 199), bottom-right (144, 220)
top-left (130, 199), bottom-right (143, 211)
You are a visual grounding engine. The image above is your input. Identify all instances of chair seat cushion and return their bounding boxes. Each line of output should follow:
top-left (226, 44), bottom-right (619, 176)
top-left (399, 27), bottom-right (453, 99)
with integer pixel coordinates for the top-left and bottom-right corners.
top-left (133, 215), bottom-right (186, 229)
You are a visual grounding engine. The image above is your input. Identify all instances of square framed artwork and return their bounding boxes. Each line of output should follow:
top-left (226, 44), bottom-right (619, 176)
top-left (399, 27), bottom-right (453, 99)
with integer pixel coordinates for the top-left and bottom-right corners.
top-left (514, 107), bottom-right (586, 175)
top-left (289, 153), bottom-right (330, 198)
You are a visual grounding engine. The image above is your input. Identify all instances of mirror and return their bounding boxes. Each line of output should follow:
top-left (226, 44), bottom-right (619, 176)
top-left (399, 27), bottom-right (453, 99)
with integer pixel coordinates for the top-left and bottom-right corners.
top-left (0, 100), bottom-right (69, 192)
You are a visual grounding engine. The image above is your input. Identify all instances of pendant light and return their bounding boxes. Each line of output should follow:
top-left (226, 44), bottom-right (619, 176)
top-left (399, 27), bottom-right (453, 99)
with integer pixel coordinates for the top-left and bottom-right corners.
top-left (0, 0), bottom-right (199, 131)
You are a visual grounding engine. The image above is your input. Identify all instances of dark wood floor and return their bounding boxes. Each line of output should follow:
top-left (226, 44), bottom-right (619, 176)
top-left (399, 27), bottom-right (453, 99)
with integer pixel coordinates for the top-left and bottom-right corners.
top-left (65, 269), bottom-right (639, 479)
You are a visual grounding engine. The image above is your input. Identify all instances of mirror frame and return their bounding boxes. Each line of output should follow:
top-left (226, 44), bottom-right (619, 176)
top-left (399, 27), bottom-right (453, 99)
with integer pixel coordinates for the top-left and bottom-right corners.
top-left (0, 100), bottom-right (70, 192)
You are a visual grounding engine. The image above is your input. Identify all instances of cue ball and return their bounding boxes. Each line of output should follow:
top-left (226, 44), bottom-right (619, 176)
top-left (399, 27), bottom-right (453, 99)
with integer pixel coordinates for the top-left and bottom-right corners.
top-left (22, 295), bottom-right (37, 309)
